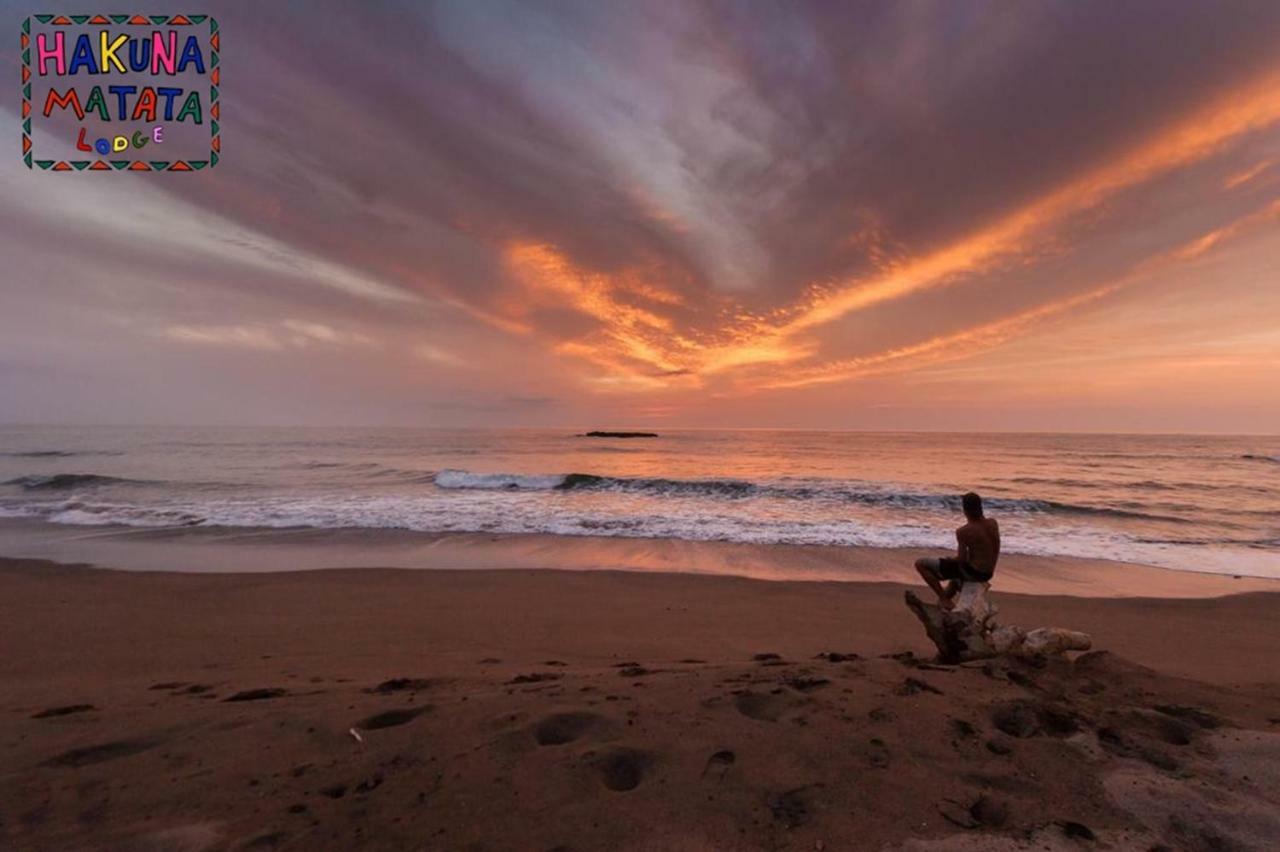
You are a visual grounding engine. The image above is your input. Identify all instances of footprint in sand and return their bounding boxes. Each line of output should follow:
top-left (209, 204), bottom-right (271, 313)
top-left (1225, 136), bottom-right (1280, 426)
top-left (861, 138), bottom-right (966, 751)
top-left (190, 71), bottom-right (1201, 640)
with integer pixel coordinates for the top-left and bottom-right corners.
top-left (971, 794), bottom-right (1010, 827)
top-left (31, 704), bottom-right (96, 719)
top-left (508, 672), bottom-right (562, 685)
top-left (1056, 820), bottom-right (1097, 840)
top-left (1094, 708), bottom-right (1199, 771)
top-left (702, 749), bottom-right (735, 781)
top-left (223, 688), bottom-right (288, 702)
top-left (986, 737), bottom-right (1014, 755)
top-left (366, 678), bottom-right (434, 694)
top-left (865, 738), bottom-right (891, 768)
top-left (991, 700), bottom-right (1040, 737)
top-left (356, 706), bottom-right (432, 730)
top-left (733, 690), bottom-right (807, 722)
top-left (937, 793), bottom-right (1010, 829)
top-left (532, 712), bottom-right (612, 746)
top-left (244, 831), bottom-right (289, 848)
top-left (593, 746), bottom-right (649, 792)
top-left (814, 651), bottom-right (860, 663)
top-left (782, 675), bottom-right (830, 692)
top-left (989, 698), bottom-right (1078, 738)
top-left (896, 677), bottom-right (944, 696)
top-left (767, 786), bottom-right (813, 828)
top-left (44, 738), bottom-right (157, 768)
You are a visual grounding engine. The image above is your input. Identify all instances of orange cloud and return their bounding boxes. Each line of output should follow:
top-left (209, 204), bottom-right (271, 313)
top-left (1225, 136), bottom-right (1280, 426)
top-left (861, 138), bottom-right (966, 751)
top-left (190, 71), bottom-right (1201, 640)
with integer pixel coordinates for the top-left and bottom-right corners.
top-left (754, 286), bottom-right (1122, 390)
top-left (781, 67), bottom-right (1280, 333)
top-left (502, 242), bottom-right (698, 384)
top-left (1171, 198), bottom-right (1280, 261)
top-left (755, 199), bottom-right (1280, 392)
top-left (494, 67), bottom-right (1280, 398)
top-left (1223, 158), bottom-right (1274, 190)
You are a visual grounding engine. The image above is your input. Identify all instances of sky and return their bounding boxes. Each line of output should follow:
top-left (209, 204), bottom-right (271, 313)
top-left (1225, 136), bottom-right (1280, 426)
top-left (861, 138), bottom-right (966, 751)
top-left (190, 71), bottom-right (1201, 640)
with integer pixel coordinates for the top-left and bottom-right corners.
top-left (1, 0), bottom-right (1278, 433)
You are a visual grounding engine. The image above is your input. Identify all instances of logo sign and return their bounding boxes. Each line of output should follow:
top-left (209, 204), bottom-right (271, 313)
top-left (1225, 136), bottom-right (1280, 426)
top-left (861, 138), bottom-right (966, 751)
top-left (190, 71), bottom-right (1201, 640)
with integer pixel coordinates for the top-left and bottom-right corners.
top-left (21, 14), bottom-right (219, 171)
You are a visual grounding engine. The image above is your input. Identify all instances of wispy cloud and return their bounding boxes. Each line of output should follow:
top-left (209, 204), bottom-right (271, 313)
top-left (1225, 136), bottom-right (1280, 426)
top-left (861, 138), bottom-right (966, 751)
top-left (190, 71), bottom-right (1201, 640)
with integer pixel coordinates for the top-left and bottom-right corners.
top-left (2, 0), bottom-right (1278, 430)
top-left (161, 320), bottom-right (377, 351)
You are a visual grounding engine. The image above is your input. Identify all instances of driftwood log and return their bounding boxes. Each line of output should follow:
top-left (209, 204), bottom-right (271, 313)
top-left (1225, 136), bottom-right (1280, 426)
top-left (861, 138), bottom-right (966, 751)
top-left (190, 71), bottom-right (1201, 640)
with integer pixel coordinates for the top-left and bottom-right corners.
top-left (904, 582), bottom-right (1091, 664)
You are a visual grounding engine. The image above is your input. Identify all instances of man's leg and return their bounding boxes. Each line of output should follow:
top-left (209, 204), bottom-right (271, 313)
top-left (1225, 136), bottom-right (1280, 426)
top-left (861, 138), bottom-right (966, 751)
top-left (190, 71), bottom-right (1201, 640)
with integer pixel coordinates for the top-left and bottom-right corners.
top-left (915, 557), bottom-right (954, 606)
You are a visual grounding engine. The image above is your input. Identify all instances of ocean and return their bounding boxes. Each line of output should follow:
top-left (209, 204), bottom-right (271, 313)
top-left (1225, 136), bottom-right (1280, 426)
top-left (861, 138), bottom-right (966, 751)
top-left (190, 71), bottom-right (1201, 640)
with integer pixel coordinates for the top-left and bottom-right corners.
top-left (0, 426), bottom-right (1276, 578)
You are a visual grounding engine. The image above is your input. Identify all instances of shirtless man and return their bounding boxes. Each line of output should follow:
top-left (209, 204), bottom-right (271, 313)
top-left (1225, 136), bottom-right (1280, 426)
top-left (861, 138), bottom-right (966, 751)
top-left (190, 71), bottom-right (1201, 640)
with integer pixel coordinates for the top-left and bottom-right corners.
top-left (915, 492), bottom-right (1000, 608)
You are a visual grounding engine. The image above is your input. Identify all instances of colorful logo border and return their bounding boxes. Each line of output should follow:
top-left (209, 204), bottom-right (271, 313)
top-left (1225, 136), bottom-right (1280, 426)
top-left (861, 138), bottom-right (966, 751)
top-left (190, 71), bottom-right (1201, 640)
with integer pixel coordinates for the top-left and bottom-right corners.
top-left (20, 14), bottom-right (219, 171)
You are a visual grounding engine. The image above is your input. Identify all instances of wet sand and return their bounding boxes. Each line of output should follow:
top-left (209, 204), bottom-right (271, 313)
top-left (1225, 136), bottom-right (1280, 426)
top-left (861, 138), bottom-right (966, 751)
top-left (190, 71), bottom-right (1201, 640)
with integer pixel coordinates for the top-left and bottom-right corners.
top-left (2, 547), bottom-right (1278, 850)
top-left (2, 518), bottom-right (1277, 597)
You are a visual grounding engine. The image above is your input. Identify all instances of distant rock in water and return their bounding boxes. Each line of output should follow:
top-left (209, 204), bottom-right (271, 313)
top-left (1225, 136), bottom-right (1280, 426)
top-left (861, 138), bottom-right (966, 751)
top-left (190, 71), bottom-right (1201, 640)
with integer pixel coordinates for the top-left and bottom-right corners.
top-left (579, 431), bottom-right (659, 439)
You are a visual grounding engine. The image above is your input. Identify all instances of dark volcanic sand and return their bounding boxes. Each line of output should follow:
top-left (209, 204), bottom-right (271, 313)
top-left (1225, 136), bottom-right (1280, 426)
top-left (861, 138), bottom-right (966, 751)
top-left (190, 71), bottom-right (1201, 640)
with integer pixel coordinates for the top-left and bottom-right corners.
top-left (2, 557), bottom-right (1278, 850)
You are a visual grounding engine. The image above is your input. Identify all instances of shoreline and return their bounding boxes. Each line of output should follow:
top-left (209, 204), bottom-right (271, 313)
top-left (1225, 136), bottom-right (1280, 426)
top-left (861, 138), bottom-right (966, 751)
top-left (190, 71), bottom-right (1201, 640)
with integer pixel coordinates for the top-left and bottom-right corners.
top-left (1, 517), bottom-right (1277, 599)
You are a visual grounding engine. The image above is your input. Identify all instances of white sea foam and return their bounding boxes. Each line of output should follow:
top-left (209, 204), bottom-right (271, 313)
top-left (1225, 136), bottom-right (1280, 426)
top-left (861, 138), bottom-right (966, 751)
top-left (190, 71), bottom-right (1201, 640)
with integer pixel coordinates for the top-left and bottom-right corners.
top-left (2, 489), bottom-right (1276, 578)
top-left (433, 469), bottom-right (567, 490)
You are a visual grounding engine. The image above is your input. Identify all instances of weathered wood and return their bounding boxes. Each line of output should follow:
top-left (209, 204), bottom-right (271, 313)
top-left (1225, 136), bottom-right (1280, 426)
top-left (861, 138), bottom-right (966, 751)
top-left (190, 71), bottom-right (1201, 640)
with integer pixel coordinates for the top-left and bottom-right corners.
top-left (904, 584), bottom-right (1091, 663)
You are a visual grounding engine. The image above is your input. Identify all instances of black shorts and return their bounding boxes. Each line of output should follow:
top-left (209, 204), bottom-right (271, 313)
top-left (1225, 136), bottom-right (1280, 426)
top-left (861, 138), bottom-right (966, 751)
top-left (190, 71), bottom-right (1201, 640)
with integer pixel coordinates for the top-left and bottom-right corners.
top-left (936, 557), bottom-right (993, 584)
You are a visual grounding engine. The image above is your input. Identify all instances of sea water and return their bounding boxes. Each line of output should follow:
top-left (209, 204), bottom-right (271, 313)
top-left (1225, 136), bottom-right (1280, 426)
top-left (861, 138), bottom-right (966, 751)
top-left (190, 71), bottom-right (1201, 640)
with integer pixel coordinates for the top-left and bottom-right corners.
top-left (0, 426), bottom-right (1276, 578)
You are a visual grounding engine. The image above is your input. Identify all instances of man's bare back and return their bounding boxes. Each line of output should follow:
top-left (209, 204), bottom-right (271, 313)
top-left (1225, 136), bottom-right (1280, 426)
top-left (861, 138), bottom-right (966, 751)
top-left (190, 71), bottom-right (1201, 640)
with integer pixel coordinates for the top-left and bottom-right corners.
top-left (957, 516), bottom-right (1000, 575)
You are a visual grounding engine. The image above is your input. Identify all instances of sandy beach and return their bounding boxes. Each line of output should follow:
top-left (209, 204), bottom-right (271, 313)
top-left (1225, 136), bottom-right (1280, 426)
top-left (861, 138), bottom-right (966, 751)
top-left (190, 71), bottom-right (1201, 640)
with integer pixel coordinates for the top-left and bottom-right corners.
top-left (2, 538), bottom-right (1278, 851)
top-left (8, 0), bottom-right (1280, 847)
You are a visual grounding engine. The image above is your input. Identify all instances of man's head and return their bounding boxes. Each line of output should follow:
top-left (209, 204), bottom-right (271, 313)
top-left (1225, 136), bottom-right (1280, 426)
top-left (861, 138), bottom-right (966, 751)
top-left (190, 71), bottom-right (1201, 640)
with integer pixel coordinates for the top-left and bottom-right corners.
top-left (961, 491), bottom-right (984, 520)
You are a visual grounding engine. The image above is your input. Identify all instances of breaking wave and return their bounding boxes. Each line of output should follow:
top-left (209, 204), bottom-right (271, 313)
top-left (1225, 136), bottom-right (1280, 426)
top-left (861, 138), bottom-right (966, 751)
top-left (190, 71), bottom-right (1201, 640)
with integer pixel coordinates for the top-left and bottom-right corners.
top-left (0, 450), bottom-right (124, 458)
top-left (433, 469), bottom-right (569, 491)
top-left (431, 469), bottom-right (1203, 524)
top-left (3, 473), bottom-right (145, 491)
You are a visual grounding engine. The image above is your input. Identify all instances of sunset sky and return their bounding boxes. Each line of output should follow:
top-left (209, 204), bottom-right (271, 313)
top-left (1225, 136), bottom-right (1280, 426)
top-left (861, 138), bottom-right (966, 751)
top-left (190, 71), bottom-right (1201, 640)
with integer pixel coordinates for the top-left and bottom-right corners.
top-left (2, 0), bottom-right (1278, 432)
